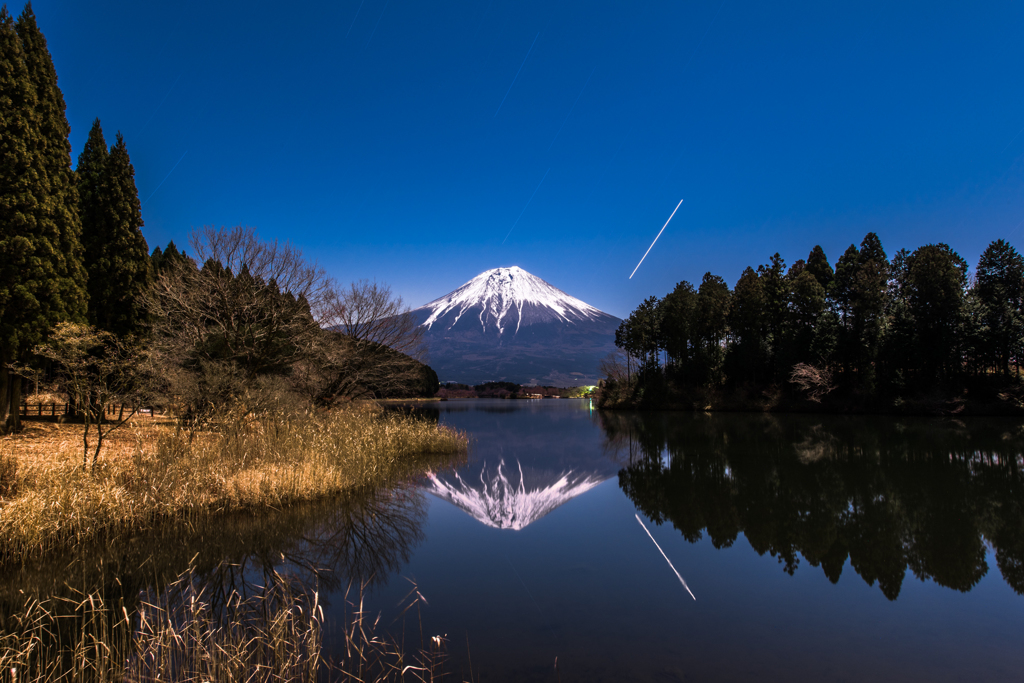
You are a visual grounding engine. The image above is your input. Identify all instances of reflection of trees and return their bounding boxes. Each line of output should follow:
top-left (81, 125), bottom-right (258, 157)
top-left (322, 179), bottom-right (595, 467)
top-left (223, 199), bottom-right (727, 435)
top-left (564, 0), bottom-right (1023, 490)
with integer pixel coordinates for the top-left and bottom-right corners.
top-left (603, 412), bottom-right (1024, 600)
top-left (292, 483), bottom-right (427, 591)
top-left (0, 482), bottom-right (430, 637)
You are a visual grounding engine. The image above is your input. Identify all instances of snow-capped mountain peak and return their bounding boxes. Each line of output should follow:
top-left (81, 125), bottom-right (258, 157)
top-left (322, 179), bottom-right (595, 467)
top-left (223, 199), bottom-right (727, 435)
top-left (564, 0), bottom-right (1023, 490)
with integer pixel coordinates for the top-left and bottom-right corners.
top-left (416, 266), bottom-right (605, 336)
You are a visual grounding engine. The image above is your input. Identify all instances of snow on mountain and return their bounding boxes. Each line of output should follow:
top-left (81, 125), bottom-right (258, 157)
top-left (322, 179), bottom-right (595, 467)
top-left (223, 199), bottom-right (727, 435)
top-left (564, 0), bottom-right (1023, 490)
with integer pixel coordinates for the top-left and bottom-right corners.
top-left (412, 266), bottom-right (621, 386)
top-left (417, 266), bottom-right (605, 336)
top-left (425, 458), bottom-right (607, 530)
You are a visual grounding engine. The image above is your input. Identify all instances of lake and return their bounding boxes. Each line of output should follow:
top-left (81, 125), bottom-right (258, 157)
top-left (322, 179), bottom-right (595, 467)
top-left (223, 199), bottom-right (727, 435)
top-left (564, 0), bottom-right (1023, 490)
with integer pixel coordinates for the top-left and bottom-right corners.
top-left (350, 400), bottom-right (1024, 682)
top-left (4, 400), bottom-right (1023, 682)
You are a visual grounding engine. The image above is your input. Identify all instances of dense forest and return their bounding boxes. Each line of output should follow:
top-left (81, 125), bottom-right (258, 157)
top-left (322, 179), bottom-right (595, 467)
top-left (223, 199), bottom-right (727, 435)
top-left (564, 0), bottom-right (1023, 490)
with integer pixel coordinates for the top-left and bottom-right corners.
top-left (0, 4), bottom-right (432, 436)
top-left (604, 232), bottom-right (1024, 413)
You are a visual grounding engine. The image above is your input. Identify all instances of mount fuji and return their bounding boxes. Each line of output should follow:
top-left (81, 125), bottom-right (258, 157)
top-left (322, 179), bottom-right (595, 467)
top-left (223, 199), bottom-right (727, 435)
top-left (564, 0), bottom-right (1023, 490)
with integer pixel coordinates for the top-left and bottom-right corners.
top-left (412, 267), bottom-right (621, 386)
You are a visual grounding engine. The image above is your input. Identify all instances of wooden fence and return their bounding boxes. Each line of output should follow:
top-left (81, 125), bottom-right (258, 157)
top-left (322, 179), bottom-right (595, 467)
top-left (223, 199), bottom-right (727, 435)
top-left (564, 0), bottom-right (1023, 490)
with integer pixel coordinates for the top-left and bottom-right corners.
top-left (18, 403), bottom-right (157, 418)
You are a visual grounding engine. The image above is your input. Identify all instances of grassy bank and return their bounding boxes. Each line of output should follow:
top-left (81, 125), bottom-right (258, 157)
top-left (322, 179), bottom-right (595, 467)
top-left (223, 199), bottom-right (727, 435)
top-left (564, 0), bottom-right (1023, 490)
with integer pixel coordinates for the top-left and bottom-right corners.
top-left (0, 406), bottom-right (466, 563)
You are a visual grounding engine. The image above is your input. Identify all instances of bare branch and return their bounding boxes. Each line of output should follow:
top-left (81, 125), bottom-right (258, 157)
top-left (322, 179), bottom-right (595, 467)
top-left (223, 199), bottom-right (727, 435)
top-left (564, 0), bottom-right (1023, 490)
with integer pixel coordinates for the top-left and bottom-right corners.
top-left (789, 363), bottom-right (836, 403)
top-left (323, 280), bottom-right (424, 358)
top-left (190, 226), bottom-right (335, 323)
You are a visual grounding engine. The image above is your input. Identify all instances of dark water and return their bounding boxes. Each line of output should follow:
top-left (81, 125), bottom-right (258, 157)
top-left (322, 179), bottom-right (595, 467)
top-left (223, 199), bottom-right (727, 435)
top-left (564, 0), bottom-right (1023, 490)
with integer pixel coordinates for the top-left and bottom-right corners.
top-left (342, 400), bottom-right (1024, 682)
top-left (5, 400), bottom-right (1024, 681)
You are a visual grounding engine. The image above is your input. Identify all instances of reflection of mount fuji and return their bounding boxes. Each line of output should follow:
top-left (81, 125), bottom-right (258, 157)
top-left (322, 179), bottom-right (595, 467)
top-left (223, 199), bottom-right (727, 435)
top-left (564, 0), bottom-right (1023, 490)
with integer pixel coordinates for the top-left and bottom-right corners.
top-left (426, 459), bottom-right (609, 530)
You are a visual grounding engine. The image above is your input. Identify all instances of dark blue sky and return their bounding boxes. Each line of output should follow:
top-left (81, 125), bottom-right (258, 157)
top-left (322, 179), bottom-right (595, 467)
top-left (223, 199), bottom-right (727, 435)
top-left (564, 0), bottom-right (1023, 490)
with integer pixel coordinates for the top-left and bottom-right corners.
top-left (33, 0), bottom-right (1024, 318)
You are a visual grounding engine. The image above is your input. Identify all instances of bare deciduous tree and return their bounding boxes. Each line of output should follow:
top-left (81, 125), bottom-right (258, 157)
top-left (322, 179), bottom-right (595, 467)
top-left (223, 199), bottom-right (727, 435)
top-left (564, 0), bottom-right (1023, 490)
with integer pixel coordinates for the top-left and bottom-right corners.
top-left (191, 225), bottom-right (336, 323)
top-left (789, 362), bottom-right (836, 403)
top-left (147, 227), bottom-right (432, 417)
top-left (30, 322), bottom-right (151, 469)
top-left (325, 280), bottom-right (423, 358)
top-left (599, 349), bottom-right (630, 384)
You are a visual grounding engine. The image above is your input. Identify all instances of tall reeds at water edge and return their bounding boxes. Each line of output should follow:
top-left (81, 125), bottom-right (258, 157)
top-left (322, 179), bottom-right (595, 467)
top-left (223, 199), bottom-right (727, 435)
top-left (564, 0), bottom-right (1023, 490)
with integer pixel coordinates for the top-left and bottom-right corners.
top-left (0, 565), bottom-right (457, 682)
top-left (0, 406), bottom-right (467, 563)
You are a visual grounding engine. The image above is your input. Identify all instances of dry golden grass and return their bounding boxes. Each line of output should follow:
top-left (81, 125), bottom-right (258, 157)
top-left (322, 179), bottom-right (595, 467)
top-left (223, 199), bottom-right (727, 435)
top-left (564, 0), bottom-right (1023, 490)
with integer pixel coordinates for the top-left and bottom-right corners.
top-left (0, 406), bottom-right (466, 563)
top-left (0, 565), bottom-right (457, 683)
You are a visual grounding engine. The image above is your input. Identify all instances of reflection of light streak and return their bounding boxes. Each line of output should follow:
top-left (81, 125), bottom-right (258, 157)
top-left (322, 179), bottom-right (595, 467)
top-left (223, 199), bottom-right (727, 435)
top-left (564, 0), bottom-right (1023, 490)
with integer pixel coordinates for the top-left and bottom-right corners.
top-left (629, 199), bottom-right (683, 279)
top-left (506, 555), bottom-right (543, 613)
top-left (635, 513), bottom-right (696, 600)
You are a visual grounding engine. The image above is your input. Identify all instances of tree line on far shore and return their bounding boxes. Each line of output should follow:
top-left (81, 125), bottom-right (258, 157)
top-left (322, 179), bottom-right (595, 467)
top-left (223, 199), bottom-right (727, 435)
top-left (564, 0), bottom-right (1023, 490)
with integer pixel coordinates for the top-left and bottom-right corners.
top-left (606, 232), bottom-right (1024, 410)
top-left (436, 382), bottom-right (593, 399)
top-left (0, 4), bottom-right (431, 440)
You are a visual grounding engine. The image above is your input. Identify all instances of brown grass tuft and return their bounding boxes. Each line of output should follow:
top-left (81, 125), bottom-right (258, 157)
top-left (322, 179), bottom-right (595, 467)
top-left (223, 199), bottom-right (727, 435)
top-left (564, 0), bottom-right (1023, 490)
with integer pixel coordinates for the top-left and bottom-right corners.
top-left (0, 406), bottom-right (466, 563)
top-left (0, 565), bottom-right (458, 682)
top-left (0, 449), bottom-right (16, 499)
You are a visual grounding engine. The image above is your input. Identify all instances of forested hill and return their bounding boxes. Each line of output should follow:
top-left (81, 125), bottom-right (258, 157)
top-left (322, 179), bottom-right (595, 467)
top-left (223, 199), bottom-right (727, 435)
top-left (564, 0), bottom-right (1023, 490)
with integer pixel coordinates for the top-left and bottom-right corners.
top-left (603, 234), bottom-right (1024, 415)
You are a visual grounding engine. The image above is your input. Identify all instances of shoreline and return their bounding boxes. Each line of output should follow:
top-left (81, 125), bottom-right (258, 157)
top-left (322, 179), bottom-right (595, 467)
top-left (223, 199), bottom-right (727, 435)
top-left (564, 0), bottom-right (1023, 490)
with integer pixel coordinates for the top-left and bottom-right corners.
top-left (0, 407), bottom-right (467, 564)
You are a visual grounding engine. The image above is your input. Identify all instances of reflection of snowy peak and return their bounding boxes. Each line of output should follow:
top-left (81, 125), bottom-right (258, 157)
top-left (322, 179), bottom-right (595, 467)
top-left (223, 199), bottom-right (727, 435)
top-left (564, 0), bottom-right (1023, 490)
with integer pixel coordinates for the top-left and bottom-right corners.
top-left (426, 459), bottom-right (606, 530)
top-left (416, 266), bottom-right (605, 335)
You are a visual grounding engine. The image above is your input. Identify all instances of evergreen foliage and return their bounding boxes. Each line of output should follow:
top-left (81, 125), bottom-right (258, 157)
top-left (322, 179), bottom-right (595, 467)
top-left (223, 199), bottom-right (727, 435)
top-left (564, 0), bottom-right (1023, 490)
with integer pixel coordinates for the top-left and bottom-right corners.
top-left (77, 124), bottom-right (151, 340)
top-left (0, 11), bottom-right (438, 433)
top-left (974, 239), bottom-right (1024, 375)
top-left (610, 234), bottom-right (1024, 409)
top-left (14, 4), bottom-right (86, 326)
top-left (902, 243), bottom-right (968, 382)
top-left (758, 253), bottom-right (787, 379)
top-left (659, 280), bottom-right (697, 374)
top-left (150, 240), bottom-right (190, 274)
top-left (805, 245), bottom-right (833, 290)
top-left (76, 117), bottom-right (107, 253)
top-left (725, 266), bottom-right (766, 384)
top-left (0, 4), bottom-right (86, 432)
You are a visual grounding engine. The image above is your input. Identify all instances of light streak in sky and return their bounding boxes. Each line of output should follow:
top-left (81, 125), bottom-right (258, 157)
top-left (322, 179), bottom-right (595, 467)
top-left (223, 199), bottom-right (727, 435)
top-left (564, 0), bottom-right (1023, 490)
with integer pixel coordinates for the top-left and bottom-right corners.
top-left (366, 0), bottom-right (390, 47)
top-left (629, 199), bottom-right (683, 279)
top-left (344, 0), bottom-right (365, 40)
top-left (139, 72), bottom-right (182, 133)
top-left (494, 32), bottom-right (540, 117)
top-left (142, 150), bottom-right (188, 207)
top-left (502, 168), bottom-right (550, 244)
top-left (635, 514), bottom-right (696, 600)
top-left (547, 66), bottom-right (596, 151)
top-left (1010, 215), bottom-right (1024, 238)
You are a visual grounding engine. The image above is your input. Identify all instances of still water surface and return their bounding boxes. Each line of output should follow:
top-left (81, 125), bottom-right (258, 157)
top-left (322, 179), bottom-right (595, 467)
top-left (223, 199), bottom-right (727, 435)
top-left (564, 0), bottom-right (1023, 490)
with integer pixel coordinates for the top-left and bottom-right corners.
top-left (348, 400), bottom-right (1024, 682)
top-left (5, 400), bottom-right (1023, 681)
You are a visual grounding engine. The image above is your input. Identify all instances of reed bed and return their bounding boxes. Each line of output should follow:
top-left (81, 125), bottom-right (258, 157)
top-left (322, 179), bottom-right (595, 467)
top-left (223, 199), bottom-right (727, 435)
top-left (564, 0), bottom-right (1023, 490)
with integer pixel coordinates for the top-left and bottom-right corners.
top-left (0, 566), bottom-right (457, 683)
top-left (0, 406), bottom-right (466, 563)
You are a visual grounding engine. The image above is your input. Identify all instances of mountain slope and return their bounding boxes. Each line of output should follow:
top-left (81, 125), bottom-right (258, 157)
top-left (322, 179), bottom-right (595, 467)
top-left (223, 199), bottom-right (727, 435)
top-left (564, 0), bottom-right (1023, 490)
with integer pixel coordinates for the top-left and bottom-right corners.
top-left (413, 267), bottom-right (620, 386)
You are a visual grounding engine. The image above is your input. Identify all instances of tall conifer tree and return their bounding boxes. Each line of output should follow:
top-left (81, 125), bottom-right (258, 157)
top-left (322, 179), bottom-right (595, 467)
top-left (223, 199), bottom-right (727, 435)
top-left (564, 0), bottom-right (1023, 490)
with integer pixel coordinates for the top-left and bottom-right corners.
top-left (76, 117), bottom-right (107, 253)
top-left (758, 253), bottom-right (788, 380)
top-left (15, 4), bottom-right (86, 324)
top-left (726, 266), bottom-right (767, 384)
top-left (0, 4), bottom-right (86, 431)
top-left (78, 128), bottom-right (151, 339)
top-left (805, 245), bottom-right (834, 291)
